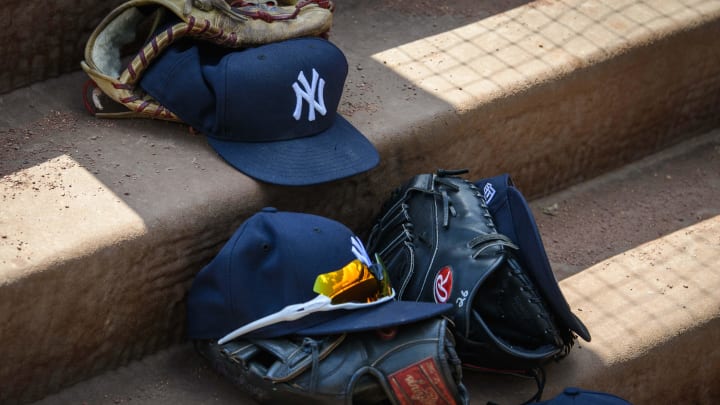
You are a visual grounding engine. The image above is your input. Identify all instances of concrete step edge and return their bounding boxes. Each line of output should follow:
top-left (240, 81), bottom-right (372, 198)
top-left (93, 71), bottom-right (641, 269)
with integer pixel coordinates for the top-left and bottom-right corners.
top-left (32, 129), bottom-right (720, 405)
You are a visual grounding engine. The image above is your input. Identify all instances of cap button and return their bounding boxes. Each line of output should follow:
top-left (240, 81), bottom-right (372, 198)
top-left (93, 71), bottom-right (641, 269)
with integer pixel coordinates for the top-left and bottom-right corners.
top-left (564, 387), bottom-right (581, 396)
top-left (261, 207), bottom-right (278, 213)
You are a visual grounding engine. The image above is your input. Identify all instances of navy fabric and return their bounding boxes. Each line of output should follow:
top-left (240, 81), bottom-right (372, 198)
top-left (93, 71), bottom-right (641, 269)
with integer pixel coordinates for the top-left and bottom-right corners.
top-left (186, 208), bottom-right (452, 340)
top-left (140, 37), bottom-right (379, 185)
top-left (474, 174), bottom-right (591, 342)
top-left (538, 387), bottom-right (633, 404)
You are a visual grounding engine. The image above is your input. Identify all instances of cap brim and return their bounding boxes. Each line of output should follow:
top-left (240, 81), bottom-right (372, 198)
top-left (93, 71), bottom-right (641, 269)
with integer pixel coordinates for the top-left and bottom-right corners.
top-left (207, 115), bottom-right (379, 186)
top-left (538, 387), bottom-right (632, 404)
top-left (296, 300), bottom-right (453, 336)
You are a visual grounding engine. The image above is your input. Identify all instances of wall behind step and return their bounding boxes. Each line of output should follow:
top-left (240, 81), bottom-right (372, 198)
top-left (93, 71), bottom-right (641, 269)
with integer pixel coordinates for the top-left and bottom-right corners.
top-left (0, 0), bottom-right (124, 94)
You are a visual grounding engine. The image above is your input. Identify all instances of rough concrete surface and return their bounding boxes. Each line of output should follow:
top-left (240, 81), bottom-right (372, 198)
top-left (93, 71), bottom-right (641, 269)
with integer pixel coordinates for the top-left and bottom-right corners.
top-left (31, 130), bottom-right (720, 405)
top-left (0, 0), bottom-right (125, 93)
top-left (1, 0), bottom-right (720, 403)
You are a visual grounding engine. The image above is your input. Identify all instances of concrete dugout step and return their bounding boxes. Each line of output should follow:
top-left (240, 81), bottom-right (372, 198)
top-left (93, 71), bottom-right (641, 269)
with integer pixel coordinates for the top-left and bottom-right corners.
top-left (1, 0), bottom-right (719, 403)
top-left (32, 129), bottom-right (720, 405)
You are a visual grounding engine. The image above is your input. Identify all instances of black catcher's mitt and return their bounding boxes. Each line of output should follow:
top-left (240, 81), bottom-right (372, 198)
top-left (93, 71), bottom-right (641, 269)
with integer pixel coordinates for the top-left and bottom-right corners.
top-left (195, 317), bottom-right (469, 404)
top-left (366, 169), bottom-right (590, 375)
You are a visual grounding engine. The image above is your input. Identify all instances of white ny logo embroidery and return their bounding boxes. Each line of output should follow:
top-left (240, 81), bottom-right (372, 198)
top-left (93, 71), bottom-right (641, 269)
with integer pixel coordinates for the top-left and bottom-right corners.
top-left (292, 68), bottom-right (327, 122)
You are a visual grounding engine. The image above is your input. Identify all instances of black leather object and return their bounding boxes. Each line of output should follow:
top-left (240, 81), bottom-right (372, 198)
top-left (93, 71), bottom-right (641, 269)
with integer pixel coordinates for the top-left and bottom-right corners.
top-left (195, 317), bottom-right (469, 404)
top-left (366, 170), bottom-right (575, 371)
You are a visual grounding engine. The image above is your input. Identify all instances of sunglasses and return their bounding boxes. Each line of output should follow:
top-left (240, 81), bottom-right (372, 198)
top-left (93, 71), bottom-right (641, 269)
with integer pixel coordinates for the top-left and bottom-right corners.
top-left (217, 251), bottom-right (394, 344)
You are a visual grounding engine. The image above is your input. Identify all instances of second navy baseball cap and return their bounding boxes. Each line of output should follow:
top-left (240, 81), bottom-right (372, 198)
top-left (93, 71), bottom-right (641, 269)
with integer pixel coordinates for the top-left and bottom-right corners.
top-left (186, 208), bottom-right (452, 341)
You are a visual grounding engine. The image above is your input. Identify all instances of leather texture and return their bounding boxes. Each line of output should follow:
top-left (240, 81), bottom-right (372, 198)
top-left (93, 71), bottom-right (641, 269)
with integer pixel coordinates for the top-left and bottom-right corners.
top-left (81, 0), bottom-right (334, 119)
top-left (195, 317), bottom-right (469, 405)
top-left (366, 170), bottom-right (575, 371)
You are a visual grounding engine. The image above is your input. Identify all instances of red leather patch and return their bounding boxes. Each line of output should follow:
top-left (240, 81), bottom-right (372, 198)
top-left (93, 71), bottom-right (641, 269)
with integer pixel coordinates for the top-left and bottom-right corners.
top-left (388, 357), bottom-right (455, 405)
top-left (433, 266), bottom-right (453, 303)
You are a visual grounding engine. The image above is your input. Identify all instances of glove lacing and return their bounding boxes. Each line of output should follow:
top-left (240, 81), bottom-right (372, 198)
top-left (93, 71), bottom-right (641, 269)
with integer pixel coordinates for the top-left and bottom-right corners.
top-left (432, 170), bottom-right (519, 253)
top-left (301, 337), bottom-right (321, 393)
top-left (433, 171), bottom-right (552, 404)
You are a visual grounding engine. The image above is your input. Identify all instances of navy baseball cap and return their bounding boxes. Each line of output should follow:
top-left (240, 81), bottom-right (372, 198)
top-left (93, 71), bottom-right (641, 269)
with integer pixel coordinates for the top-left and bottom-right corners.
top-left (474, 174), bottom-right (591, 342)
top-left (139, 37), bottom-right (379, 186)
top-left (538, 387), bottom-right (633, 404)
top-left (186, 208), bottom-right (452, 341)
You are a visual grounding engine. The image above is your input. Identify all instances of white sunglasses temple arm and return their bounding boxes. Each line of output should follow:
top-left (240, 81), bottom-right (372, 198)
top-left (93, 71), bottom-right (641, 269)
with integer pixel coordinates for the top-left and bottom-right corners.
top-left (351, 236), bottom-right (372, 267)
top-left (217, 295), bottom-right (331, 344)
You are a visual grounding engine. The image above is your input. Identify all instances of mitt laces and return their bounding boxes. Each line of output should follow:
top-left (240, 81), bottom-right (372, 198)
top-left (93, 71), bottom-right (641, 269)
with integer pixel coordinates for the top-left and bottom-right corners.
top-left (82, 79), bottom-right (176, 119)
top-left (432, 170), bottom-right (463, 228)
top-left (375, 171), bottom-right (510, 258)
top-left (432, 169), bottom-right (495, 230)
top-left (432, 171), bottom-right (517, 258)
top-left (301, 337), bottom-right (321, 392)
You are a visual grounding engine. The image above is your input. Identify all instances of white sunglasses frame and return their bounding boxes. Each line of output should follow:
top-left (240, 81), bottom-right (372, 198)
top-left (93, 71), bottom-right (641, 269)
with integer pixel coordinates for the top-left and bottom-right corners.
top-left (217, 290), bottom-right (395, 344)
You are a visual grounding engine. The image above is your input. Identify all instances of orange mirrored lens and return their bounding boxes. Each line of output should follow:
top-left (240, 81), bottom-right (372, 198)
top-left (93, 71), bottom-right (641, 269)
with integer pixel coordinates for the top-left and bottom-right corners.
top-left (313, 259), bottom-right (391, 304)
